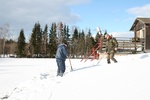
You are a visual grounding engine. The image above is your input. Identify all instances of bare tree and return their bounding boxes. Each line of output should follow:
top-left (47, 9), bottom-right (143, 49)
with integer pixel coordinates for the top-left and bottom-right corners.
top-left (0, 24), bottom-right (10, 57)
top-left (57, 22), bottom-right (63, 44)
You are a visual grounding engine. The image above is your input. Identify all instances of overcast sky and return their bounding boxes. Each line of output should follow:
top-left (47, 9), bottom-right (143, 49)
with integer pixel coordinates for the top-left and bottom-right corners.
top-left (0, 0), bottom-right (150, 41)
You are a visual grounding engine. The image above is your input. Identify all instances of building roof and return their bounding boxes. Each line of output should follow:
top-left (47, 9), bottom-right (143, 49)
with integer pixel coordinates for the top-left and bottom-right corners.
top-left (130, 17), bottom-right (150, 31)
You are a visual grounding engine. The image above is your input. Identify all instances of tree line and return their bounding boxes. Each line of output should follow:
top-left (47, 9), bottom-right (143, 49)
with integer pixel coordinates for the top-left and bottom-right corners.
top-left (0, 22), bottom-right (107, 58)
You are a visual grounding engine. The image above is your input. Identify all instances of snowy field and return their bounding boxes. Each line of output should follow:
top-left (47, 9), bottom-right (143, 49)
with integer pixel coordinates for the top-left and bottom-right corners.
top-left (0, 53), bottom-right (150, 100)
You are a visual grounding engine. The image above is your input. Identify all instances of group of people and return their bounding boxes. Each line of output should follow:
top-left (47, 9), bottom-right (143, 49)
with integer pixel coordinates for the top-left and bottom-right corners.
top-left (55, 34), bottom-right (118, 77)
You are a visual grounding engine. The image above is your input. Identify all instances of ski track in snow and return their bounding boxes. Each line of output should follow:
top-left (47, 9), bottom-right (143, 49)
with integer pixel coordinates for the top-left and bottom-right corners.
top-left (5, 73), bottom-right (61, 100)
top-left (1, 65), bottom-right (72, 100)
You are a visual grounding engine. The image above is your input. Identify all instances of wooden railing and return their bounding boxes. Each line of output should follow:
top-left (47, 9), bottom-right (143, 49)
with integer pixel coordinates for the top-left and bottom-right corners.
top-left (102, 37), bottom-right (145, 54)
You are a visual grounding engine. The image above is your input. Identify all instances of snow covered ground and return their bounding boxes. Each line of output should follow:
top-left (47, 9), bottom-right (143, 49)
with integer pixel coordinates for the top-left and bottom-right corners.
top-left (0, 53), bottom-right (150, 100)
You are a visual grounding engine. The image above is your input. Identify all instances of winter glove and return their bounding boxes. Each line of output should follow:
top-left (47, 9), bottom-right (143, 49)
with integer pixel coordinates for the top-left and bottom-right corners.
top-left (105, 48), bottom-right (108, 52)
top-left (115, 48), bottom-right (118, 51)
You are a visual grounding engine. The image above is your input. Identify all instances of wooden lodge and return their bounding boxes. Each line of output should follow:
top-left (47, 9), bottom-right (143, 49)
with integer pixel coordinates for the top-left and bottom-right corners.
top-left (110, 17), bottom-right (150, 54)
top-left (130, 17), bottom-right (150, 51)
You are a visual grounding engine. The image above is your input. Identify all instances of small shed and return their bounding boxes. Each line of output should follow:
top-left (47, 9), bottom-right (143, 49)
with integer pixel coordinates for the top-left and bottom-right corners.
top-left (130, 17), bottom-right (150, 50)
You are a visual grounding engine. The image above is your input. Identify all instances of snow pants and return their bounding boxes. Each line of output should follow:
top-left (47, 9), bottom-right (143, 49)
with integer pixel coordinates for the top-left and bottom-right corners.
top-left (106, 53), bottom-right (117, 63)
top-left (56, 58), bottom-right (66, 76)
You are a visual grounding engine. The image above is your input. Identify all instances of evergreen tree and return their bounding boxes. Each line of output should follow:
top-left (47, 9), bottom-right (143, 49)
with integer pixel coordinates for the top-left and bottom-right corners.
top-left (95, 32), bottom-right (101, 43)
top-left (42, 24), bottom-right (48, 56)
top-left (66, 25), bottom-right (70, 39)
top-left (72, 27), bottom-right (78, 40)
top-left (30, 24), bottom-right (36, 56)
top-left (17, 29), bottom-right (26, 57)
top-left (85, 29), bottom-right (94, 53)
top-left (78, 30), bottom-right (85, 56)
top-left (63, 24), bottom-right (70, 41)
top-left (71, 27), bottom-right (79, 58)
top-left (49, 22), bottom-right (57, 58)
top-left (36, 22), bottom-right (42, 56)
top-left (29, 22), bottom-right (42, 57)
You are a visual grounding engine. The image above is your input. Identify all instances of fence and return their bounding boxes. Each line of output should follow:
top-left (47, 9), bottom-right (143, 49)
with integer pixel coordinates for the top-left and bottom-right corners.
top-left (102, 37), bottom-right (144, 54)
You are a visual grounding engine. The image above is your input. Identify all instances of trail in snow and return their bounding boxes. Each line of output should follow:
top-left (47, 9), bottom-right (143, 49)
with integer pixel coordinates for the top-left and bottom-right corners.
top-left (1, 53), bottom-right (150, 100)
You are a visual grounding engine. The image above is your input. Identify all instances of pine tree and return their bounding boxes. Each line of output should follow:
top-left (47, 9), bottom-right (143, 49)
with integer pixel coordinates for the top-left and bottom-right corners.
top-left (85, 29), bottom-right (94, 54)
top-left (17, 29), bottom-right (26, 57)
top-left (72, 27), bottom-right (78, 40)
top-left (29, 22), bottom-right (42, 57)
top-left (63, 24), bottom-right (70, 41)
top-left (71, 27), bottom-right (79, 58)
top-left (49, 22), bottom-right (57, 58)
top-left (36, 22), bottom-right (42, 57)
top-left (95, 32), bottom-right (101, 43)
top-left (42, 24), bottom-right (48, 56)
top-left (78, 30), bottom-right (86, 56)
top-left (30, 24), bottom-right (36, 56)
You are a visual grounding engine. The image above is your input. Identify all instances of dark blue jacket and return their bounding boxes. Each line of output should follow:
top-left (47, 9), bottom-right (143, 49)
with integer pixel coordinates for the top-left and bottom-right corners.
top-left (56, 44), bottom-right (68, 61)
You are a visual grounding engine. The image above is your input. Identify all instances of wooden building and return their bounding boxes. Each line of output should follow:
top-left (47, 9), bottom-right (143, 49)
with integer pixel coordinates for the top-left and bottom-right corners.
top-left (130, 17), bottom-right (150, 50)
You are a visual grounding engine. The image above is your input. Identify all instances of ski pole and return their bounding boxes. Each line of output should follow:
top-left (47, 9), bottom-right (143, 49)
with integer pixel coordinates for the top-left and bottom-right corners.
top-left (96, 52), bottom-right (106, 65)
top-left (68, 56), bottom-right (73, 71)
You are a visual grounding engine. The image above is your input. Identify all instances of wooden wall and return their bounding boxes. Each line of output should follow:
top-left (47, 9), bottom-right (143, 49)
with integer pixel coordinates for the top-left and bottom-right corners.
top-left (145, 25), bottom-right (150, 49)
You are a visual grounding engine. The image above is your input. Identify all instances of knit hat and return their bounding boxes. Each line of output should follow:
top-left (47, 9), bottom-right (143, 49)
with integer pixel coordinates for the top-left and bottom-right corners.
top-left (63, 40), bottom-right (68, 46)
